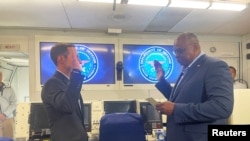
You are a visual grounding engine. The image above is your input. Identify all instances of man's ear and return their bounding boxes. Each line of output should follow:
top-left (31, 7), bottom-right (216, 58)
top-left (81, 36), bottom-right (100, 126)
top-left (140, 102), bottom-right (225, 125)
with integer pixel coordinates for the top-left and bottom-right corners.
top-left (193, 42), bottom-right (199, 49)
top-left (57, 55), bottom-right (65, 65)
top-left (193, 42), bottom-right (201, 52)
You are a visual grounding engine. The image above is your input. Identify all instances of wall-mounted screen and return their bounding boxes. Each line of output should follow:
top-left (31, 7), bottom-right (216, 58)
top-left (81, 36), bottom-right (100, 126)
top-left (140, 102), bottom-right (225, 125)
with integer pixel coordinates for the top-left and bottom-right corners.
top-left (40, 42), bottom-right (115, 85)
top-left (123, 44), bottom-right (182, 85)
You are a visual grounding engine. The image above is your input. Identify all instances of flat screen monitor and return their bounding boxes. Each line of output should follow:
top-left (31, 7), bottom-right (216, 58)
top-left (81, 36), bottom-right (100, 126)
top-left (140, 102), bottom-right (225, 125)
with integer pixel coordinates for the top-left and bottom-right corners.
top-left (39, 42), bottom-right (115, 85)
top-left (84, 103), bottom-right (92, 132)
top-left (123, 44), bottom-right (182, 85)
top-left (29, 103), bottom-right (50, 135)
top-left (139, 102), bottom-right (163, 134)
top-left (103, 100), bottom-right (137, 115)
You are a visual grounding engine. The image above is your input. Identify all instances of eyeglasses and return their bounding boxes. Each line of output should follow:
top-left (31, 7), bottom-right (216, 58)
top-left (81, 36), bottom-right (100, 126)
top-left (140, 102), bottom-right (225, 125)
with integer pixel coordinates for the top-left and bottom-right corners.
top-left (173, 48), bottom-right (187, 55)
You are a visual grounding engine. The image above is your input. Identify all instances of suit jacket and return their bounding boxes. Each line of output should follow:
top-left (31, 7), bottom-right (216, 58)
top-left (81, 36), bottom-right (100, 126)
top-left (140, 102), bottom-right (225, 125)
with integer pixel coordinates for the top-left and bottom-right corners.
top-left (155, 54), bottom-right (234, 141)
top-left (41, 71), bottom-right (88, 141)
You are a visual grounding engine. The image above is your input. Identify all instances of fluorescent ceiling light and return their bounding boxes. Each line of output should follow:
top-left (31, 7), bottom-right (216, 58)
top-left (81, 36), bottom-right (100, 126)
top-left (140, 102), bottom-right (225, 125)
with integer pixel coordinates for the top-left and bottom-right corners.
top-left (169, 0), bottom-right (210, 9)
top-left (78, 0), bottom-right (121, 3)
top-left (78, 0), bottom-right (169, 6)
top-left (128, 0), bottom-right (169, 6)
top-left (208, 2), bottom-right (246, 11)
top-left (77, 0), bottom-right (247, 11)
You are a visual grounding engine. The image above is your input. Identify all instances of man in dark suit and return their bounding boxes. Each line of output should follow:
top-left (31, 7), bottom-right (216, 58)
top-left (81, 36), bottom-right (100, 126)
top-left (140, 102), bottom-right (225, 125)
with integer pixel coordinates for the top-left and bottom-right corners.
top-left (154, 33), bottom-right (234, 141)
top-left (41, 43), bottom-right (88, 141)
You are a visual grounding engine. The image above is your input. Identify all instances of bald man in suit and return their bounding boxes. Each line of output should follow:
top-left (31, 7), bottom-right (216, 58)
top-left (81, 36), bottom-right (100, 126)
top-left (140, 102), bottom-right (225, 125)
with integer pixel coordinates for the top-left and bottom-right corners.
top-left (154, 33), bottom-right (234, 141)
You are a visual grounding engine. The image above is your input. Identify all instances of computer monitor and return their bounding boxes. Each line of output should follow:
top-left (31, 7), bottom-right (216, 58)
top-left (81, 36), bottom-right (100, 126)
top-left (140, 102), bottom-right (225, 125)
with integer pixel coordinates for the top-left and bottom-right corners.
top-left (29, 102), bottom-right (92, 135)
top-left (84, 103), bottom-right (92, 132)
top-left (103, 100), bottom-right (137, 115)
top-left (139, 102), bottom-right (163, 134)
top-left (29, 103), bottom-right (50, 136)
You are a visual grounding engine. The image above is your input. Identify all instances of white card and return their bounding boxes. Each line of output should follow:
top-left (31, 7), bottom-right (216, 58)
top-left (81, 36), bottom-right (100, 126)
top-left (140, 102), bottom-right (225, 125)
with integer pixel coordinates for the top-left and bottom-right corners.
top-left (146, 97), bottom-right (158, 108)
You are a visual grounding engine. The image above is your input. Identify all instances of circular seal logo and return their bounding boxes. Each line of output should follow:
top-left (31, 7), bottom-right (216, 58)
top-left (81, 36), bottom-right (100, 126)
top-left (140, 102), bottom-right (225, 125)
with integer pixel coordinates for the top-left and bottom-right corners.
top-left (75, 44), bottom-right (98, 83)
top-left (139, 46), bottom-right (174, 83)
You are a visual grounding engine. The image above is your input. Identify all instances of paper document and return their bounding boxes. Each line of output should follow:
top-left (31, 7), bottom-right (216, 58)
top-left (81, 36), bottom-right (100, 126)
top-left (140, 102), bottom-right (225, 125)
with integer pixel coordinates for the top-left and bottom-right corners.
top-left (146, 97), bottom-right (159, 108)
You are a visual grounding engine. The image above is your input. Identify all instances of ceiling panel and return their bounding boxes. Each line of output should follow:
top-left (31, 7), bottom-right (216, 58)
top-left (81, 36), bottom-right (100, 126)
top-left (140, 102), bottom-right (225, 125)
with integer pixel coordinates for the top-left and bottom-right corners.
top-left (145, 7), bottom-right (193, 32)
top-left (168, 9), bottom-right (240, 34)
top-left (0, 0), bottom-right (70, 28)
top-left (0, 0), bottom-right (249, 35)
top-left (211, 7), bottom-right (250, 35)
top-left (64, 2), bottom-right (162, 32)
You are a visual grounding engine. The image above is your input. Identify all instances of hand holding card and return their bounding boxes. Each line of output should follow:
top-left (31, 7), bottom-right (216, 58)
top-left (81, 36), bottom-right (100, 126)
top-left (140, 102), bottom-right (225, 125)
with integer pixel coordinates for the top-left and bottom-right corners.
top-left (146, 97), bottom-right (159, 108)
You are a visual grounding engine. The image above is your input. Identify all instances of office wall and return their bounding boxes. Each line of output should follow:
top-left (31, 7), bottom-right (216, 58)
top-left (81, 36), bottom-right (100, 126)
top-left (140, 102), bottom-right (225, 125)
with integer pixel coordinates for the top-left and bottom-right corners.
top-left (0, 29), bottom-right (246, 102)
top-left (0, 63), bottom-right (29, 103)
top-left (242, 33), bottom-right (250, 88)
top-left (229, 89), bottom-right (250, 124)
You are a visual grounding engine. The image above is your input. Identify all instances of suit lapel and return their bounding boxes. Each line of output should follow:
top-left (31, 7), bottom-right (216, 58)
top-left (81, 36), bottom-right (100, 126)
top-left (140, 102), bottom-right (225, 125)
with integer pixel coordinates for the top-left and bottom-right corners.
top-left (54, 71), bottom-right (69, 85)
top-left (169, 72), bottom-right (183, 100)
top-left (170, 55), bottom-right (206, 101)
top-left (54, 71), bottom-right (85, 125)
top-left (79, 96), bottom-right (85, 126)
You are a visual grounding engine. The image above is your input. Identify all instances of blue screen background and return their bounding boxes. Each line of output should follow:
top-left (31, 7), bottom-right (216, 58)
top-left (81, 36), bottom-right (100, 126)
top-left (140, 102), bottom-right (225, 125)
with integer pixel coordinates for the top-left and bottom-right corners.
top-left (123, 44), bottom-right (182, 84)
top-left (40, 42), bottom-right (115, 85)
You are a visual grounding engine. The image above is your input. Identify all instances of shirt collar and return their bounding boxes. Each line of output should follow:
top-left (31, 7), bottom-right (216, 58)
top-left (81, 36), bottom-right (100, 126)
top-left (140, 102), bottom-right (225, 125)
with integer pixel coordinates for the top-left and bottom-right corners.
top-left (57, 69), bottom-right (70, 80)
top-left (185, 52), bottom-right (204, 70)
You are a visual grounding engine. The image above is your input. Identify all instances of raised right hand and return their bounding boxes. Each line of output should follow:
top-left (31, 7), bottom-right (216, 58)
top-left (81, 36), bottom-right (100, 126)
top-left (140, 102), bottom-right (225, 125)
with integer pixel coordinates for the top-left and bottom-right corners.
top-left (71, 48), bottom-right (83, 71)
top-left (154, 60), bottom-right (165, 81)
